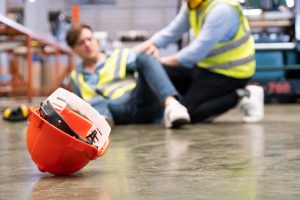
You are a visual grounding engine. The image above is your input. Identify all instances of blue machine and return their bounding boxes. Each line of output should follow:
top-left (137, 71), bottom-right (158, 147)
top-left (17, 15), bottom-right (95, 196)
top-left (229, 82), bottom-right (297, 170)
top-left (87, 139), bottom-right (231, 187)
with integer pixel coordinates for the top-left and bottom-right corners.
top-left (245, 0), bottom-right (300, 102)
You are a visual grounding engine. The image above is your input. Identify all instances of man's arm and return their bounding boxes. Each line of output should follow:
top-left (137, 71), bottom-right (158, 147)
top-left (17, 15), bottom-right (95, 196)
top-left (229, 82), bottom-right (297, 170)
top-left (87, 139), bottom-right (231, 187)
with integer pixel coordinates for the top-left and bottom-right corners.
top-left (160, 55), bottom-right (182, 67)
top-left (133, 4), bottom-right (190, 58)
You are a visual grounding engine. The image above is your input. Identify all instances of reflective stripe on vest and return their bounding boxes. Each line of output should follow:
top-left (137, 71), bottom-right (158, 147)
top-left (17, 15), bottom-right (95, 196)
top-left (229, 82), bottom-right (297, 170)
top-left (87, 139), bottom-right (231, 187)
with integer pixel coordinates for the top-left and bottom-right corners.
top-left (71, 48), bottom-right (136, 101)
top-left (189, 0), bottom-right (255, 79)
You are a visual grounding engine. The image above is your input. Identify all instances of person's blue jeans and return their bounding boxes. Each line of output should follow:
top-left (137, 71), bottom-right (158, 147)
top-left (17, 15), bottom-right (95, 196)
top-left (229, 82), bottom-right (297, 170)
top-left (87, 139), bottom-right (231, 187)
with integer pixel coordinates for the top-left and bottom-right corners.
top-left (108, 53), bottom-right (180, 124)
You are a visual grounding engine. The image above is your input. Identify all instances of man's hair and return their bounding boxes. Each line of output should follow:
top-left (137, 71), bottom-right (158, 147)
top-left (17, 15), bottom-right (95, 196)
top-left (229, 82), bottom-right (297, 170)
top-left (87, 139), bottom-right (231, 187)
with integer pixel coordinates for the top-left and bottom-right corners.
top-left (66, 23), bottom-right (93, 48)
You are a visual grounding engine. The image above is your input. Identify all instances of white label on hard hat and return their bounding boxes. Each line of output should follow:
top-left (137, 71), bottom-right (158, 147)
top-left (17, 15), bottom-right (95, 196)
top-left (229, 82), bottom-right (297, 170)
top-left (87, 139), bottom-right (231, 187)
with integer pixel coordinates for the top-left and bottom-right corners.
top-left (45, 88), bottom-right (111, 149)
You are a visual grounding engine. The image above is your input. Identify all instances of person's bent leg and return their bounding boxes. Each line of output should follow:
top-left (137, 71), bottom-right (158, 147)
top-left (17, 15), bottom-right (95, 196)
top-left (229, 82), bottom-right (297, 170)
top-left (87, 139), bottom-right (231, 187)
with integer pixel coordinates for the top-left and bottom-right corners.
top-left (182, 69), bottom-right (248, 123)
top-left (163, 66), bottom-right (194, 96)
top-left (135, 53), bottom-right (190, 128)
top-left (188, 92), bottom-right (239, 123)
top-left (108, 73), bottom-right (165, 125)
top-left (135, 53), bottom-right (179, 103)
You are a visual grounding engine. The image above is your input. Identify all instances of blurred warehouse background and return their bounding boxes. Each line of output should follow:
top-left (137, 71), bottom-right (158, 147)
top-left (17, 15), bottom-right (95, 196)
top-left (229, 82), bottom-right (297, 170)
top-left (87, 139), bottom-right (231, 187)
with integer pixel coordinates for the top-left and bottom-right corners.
top-left (1, 0), bottom-right (300, 103)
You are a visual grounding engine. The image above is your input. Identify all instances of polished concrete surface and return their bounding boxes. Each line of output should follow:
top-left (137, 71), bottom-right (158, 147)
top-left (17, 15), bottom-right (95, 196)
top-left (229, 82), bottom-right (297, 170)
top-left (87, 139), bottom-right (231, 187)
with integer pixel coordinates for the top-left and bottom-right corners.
top-left (0, 98), bottom-right (300, 200)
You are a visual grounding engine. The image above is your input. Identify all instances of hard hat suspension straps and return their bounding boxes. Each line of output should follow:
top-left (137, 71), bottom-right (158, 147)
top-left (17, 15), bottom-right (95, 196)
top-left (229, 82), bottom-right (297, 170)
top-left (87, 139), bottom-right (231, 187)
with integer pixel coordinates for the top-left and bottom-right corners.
top-left (39, 100), bottom-right (88, 144)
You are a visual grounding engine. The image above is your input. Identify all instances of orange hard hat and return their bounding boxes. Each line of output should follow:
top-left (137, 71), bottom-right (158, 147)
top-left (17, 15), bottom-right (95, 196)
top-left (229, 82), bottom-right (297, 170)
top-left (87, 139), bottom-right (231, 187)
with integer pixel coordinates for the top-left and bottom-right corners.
top-left (26, 101), bottom-right (110, 175)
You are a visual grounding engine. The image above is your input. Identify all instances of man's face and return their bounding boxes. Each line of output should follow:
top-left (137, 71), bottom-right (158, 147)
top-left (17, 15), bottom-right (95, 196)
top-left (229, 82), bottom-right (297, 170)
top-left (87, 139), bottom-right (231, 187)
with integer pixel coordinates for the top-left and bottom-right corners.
top-left (186, 0), bottom-right (204, 9)
top-left (73, 28), bottom-right (100, 62)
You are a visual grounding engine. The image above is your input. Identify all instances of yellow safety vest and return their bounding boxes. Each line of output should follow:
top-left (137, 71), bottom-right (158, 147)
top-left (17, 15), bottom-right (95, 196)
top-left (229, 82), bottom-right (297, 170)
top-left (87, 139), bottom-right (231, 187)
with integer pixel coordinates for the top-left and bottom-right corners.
top-left (71, 49), bottom-right (136, 101)
top-left (189, 0), bottom-right (255, 79)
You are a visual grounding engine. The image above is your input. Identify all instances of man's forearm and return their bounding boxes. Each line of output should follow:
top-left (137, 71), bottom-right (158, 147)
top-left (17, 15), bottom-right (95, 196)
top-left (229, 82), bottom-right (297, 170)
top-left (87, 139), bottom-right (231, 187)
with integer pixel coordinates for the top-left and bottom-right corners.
top-left (160, 55), bottom-right (182, 67)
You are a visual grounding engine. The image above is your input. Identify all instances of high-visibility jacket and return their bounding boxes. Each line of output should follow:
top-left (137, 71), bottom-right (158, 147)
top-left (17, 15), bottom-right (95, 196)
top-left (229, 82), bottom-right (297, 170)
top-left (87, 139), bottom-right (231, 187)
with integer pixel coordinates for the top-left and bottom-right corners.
top-left (71, 49), bottom-right (136, 101)
top-left (189, 0), bottom-right (255, 79)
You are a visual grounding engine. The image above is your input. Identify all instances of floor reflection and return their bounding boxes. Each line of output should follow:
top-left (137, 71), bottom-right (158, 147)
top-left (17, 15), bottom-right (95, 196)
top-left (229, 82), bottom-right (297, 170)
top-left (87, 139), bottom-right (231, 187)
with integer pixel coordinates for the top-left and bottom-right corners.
top-left (0, 104), bottom-right (300, 199)
top-left (30, 174), bottom-right (111, 200)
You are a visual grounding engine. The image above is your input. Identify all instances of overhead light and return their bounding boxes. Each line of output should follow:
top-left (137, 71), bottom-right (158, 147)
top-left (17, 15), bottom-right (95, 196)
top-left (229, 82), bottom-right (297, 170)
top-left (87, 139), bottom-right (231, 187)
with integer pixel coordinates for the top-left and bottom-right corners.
top-left (28, 0), bottom-right (36, 3)
top-left (286, 0), bottom-right (294, 8)
top-left (243, 9), bottom-right (263, 16)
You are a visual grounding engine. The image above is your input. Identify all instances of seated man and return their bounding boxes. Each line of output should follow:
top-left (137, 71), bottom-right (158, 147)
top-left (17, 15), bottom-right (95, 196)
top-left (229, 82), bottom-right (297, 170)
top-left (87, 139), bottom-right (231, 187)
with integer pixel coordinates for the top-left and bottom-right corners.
top-left (65, 23), bottom-right (190, 128)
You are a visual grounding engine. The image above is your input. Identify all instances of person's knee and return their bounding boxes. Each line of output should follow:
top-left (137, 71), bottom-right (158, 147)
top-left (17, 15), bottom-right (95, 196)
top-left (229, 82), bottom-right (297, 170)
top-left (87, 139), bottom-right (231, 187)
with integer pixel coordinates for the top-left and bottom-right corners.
top-left (136, 52), bottom-right (158, 71)
top-left (136, 53), bottom-right (148, 66)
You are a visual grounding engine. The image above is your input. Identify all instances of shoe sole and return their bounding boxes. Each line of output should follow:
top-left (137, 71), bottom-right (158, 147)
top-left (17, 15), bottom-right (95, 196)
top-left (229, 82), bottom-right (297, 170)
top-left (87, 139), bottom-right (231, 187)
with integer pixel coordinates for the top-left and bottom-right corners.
top-left (170, 118), bottom-right (189, 129)
top-left (242, 116), bottom-right (263, 123)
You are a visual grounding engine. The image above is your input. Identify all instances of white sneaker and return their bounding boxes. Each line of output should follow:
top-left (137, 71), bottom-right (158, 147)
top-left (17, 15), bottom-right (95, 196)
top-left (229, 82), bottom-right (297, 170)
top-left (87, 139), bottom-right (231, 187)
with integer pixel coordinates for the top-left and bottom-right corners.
top-left (163, 101), bottom-right (190, 128)
top-left (240, 85), bottom-right (264, 123)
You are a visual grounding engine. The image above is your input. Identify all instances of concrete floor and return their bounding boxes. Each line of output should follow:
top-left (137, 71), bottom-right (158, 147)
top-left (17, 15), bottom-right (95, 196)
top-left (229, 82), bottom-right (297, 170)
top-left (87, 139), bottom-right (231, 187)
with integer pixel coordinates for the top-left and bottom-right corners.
top-left (0, 97), bottom-right (300, 200)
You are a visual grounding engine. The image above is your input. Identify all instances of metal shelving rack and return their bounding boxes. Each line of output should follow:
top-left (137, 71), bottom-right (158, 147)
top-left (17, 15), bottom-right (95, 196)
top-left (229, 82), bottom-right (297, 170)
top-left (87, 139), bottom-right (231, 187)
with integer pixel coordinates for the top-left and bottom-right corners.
top-left (0, 14), bottom-right (75, 102)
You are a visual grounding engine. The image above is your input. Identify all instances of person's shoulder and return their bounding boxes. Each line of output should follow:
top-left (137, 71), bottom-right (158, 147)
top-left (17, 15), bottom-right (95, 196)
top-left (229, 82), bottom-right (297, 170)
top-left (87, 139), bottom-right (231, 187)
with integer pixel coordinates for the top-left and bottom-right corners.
top-left (212, 2), bottom-right (237, 13)
top-left (210, 2), bottom-right (238, 18)
top-left (181, 2), bottom-right (188, 11)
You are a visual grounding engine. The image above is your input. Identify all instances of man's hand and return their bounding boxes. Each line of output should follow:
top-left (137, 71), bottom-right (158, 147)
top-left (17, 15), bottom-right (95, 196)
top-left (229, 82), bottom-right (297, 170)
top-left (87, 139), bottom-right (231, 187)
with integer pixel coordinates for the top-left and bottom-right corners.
top-left (132, 40), bottom-right (160, 60)
top-left (160, 55), bottom-right (181, 67)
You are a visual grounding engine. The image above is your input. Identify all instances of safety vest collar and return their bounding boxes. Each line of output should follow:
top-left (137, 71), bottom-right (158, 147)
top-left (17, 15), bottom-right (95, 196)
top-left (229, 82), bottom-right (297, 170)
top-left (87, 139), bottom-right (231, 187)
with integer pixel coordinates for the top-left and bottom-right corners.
top-left (189, 0), bottom-right (216, 37)
top-left (198, 0), bottom-right (214, 10)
